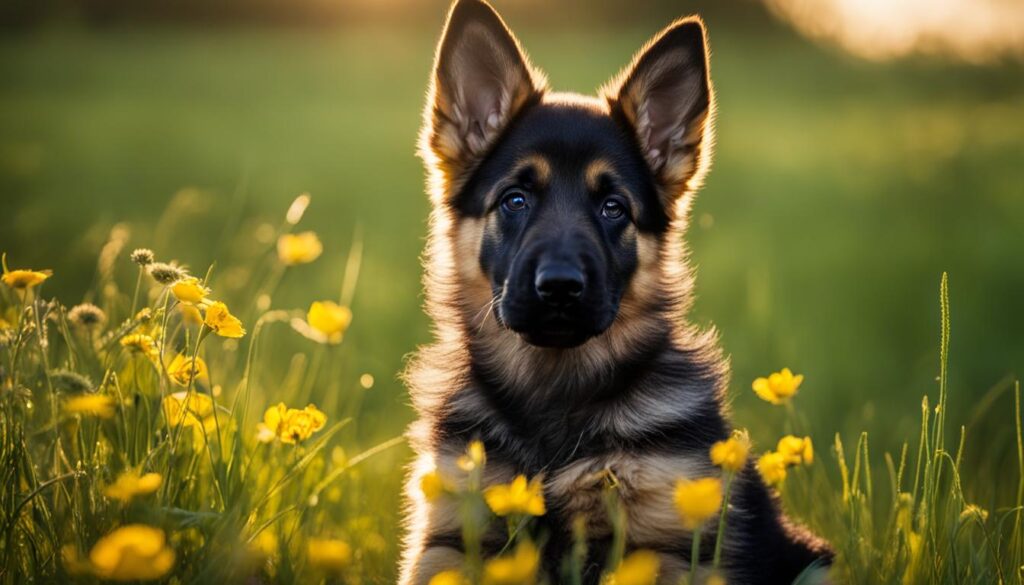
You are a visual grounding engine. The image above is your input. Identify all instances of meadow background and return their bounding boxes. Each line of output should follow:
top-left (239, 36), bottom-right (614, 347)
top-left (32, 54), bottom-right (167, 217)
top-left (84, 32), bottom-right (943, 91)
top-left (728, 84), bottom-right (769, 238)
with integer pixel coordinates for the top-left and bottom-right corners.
top-left (1, 0), bottom-right (1022, 582)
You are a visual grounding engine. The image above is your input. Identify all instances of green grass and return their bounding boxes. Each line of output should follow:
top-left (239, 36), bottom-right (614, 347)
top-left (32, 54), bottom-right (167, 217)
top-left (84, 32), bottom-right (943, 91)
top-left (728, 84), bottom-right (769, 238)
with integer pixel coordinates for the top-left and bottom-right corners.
top-left (0, 20), bottom-right (1022, 584)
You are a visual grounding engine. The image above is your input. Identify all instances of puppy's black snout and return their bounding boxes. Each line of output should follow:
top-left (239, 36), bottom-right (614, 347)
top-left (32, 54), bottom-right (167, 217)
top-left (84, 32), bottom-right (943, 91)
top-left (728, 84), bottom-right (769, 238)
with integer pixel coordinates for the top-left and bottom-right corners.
top-left (535, 264), bottom-right (585, 306)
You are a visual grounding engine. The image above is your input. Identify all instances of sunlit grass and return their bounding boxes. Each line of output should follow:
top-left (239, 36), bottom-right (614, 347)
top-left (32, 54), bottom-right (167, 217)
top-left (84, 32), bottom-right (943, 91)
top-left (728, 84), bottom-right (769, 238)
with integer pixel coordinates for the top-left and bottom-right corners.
top-left (778, 275), bottom-right (1024, 585)
top-left (0, 195), bottom-right (404, 583)
top-left (1, 184), bottom-right (1021, 584)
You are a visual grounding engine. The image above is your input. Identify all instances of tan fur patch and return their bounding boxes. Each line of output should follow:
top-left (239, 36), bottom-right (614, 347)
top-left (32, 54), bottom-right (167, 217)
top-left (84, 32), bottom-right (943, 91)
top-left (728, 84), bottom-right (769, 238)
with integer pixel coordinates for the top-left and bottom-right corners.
top-left (548, 452), bottom-right (715, 545)
top-left (453, 217), bottom-right (493, 326)
top-left (584, 158), bottom-right (614, 192)
top-left (618, 232), bottom-right (663, 317)
top-left (517, 154), bottom-right (551, 187)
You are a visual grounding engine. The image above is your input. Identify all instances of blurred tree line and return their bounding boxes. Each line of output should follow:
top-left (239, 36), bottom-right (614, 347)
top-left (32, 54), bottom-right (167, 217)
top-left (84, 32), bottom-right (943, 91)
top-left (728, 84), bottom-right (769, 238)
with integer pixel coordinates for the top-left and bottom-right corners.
top-left (1, 0), bottom-right (774, 30)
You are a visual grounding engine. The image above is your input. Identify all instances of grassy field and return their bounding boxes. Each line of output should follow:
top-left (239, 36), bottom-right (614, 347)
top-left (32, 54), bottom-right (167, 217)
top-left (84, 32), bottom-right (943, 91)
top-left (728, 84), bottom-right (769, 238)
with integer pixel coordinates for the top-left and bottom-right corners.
top-left (1, 18), bottom-right (1023, 583)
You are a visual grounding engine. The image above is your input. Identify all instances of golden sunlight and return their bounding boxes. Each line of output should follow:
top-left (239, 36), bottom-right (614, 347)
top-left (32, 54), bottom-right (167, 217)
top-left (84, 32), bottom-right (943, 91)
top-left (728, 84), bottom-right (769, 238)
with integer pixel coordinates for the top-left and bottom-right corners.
top-left (764, 0), bottom-right (1024, 62)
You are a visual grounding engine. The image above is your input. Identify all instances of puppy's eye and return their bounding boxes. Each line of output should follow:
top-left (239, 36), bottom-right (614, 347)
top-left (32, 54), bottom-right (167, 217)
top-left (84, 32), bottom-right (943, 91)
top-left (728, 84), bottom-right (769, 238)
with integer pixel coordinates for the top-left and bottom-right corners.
top-left (601, 198), bottom-right (627, 220)
top-left (501, 190), bottom-right (529, 213)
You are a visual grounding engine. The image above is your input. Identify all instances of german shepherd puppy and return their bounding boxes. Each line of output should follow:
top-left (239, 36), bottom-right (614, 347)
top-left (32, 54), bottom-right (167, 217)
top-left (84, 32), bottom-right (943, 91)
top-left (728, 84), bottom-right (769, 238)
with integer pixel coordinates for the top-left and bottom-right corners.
top-left (401, 1), bottom-right (832, 583)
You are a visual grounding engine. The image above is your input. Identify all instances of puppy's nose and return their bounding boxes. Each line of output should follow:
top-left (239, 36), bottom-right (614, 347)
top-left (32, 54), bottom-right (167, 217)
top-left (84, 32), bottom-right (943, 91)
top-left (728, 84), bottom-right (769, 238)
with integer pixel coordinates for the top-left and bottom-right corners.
top-left (535, 264), bottom-right (585, 306)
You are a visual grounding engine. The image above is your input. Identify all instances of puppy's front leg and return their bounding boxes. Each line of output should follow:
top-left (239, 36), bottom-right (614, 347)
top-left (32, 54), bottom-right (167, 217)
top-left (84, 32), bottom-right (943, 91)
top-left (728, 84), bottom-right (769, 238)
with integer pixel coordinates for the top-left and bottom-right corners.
top-left (398, 535), bottom-right (462, 585)
top-left (399, 455), bottom-right (465, 585)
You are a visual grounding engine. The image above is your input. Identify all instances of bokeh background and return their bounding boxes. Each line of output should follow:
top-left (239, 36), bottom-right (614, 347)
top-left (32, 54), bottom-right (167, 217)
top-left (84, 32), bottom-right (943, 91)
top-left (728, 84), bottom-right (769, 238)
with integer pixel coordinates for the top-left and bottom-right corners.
top-left (2, 0), bottom-right (1022, 579)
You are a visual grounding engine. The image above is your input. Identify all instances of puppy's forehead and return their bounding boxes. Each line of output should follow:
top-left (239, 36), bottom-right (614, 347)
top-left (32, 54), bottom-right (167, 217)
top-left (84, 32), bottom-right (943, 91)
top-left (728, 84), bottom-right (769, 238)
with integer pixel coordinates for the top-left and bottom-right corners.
top-left (456, 101), bottom-right (660, 216)
top-left (502, 103), bottom-right (640, 176)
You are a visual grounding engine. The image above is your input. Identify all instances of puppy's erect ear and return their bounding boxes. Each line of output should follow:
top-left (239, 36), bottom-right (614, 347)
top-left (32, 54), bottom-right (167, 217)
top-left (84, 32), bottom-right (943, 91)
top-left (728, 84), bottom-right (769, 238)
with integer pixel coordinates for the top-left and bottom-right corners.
top-left (420, 0), bottom-right (544, 199)
top-left (603, 17), bottom-right (714, 206)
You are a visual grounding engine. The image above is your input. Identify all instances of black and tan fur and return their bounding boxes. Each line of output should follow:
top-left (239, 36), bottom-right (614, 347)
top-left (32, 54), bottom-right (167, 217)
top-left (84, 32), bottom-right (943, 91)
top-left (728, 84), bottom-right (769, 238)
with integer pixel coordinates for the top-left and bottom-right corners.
top-left (401, 1), bottom-right (832, 583)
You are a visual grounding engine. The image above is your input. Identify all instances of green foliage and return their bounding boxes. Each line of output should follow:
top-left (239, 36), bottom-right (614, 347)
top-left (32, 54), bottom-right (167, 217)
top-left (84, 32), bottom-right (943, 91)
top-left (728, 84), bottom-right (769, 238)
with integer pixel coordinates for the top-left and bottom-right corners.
top-left (776, 275), bottom-right (1024, 584)
top-left (0, 23), bottom-right (1021, 585)
top-left (0, 201), bottom-right (403, 583)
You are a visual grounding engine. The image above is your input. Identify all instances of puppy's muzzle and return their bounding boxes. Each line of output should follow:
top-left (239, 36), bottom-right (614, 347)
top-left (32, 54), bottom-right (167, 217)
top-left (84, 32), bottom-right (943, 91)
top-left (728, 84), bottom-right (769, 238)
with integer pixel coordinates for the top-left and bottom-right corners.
top-left (534, 262), bottom-right (585, 308)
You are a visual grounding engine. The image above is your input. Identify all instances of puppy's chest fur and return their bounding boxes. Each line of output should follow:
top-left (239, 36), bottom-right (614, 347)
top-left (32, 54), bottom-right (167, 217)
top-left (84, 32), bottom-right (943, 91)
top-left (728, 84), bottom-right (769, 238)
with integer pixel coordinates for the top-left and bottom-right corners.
top-left (548, 450), bottom-right (714, 544)
top-left (432, 374), bottom-right (723, 541)
top-left (429, 430), bottom-right (716, 544)
top-left (404, 336), bottom-right (831, 585)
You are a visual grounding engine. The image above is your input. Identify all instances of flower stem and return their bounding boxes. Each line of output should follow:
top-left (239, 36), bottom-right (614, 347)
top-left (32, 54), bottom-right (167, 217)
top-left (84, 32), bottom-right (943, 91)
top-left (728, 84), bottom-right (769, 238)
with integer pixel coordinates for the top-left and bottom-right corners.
top-left (689, 529), bottom-right (702, 585)
top-left (712, 472), bottom-right (735, 569)
top-left (785, 401), bottom-right (801, 435)
top-left (129, 266), bottom-right (144, 317)
top-left (462, 465), bottom-right (484, 582)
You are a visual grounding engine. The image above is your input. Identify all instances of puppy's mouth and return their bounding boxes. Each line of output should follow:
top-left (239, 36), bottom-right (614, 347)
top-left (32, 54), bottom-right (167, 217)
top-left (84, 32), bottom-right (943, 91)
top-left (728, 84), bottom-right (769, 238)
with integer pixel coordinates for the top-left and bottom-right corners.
top-left (521, 324), bottom-right (591, 348)
top-left (496, 303), bottom-right (605, 348)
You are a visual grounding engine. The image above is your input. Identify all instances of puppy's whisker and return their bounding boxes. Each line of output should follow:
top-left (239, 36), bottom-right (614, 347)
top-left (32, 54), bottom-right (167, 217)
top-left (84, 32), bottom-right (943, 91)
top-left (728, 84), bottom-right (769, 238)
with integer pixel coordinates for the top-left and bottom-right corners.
top-left (469, 294), bottom-right (498, 328)
top-left (476, 294), bottom-right (501, 333)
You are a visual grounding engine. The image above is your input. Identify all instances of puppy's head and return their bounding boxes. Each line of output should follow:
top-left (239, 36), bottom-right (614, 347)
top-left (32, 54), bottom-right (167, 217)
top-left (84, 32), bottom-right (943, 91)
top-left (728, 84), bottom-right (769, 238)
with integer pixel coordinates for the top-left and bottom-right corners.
top-left (421, 0), bottom-right (714, 349)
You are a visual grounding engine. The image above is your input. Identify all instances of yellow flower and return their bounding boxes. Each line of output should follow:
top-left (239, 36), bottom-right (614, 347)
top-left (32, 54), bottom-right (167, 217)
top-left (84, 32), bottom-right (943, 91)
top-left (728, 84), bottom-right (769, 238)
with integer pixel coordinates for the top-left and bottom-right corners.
top-left (752, 368), bottom-right (804, 405)
top-left (673, 477), bottom-right (723, 530)
top-left (203, 301), bottom-right (245, 338)
top-left (710, 430), bottom-right (751, 473)
top-left (89, 524), bottom-right (175, 581)
top-left (306, 538), bottom-right (351, 571)
top-left (162, 391), bottom-right (217, 434)
top-left (421, 469), bottom-right (446, 501)
top-left (282, 405), bottom-right (327, 443)
top-left (65, 394), bottom-right (116, 419)
top-left (1, 269), bottom-right (51, 289)
top-left (166, 354), bottom-right (208, 386)
top-left (776, 435), bottom-right (814, 466)
top-left (705, 572), bottom-right (728, 585)
top-left (431, 569), bottom-right (470, 585)
top-left (104, 470), bottom-right (162, 502)
top-left (757, 451), bottom-right (788, 487)
top-left (604, 549), bottom-right (660, 585)
top-left (256, 402), bottom-right (327, 444)
top-left (1, 253), bottom-right (51, 290)
top-left (120, 334), bottom-right (159, 359)
top-left (170, 276), bottom-right (209, 304)
top-left (485, 474), bottom-right (546, 517)
top-left (277, 231), bottom-right (323, 265)
top-left (306, 301), bottom-right (352, 344)
top-left (483, 540), bottom-right (540, 585)
top-left (458, 440), bottom-right (486, 471)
